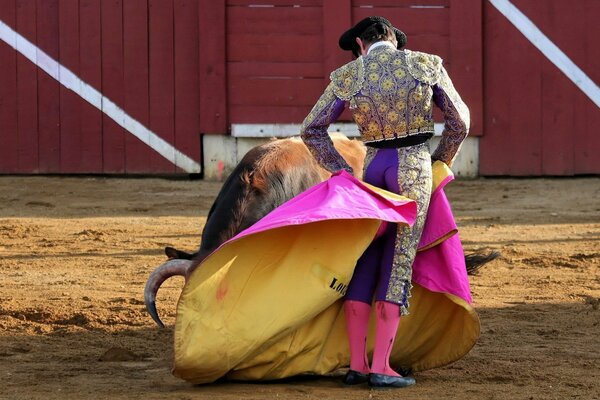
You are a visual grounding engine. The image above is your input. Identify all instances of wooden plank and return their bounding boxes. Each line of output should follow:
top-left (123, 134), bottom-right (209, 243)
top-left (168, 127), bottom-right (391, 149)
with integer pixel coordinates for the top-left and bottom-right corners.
top-left (407, 34), bottom-right (449, 60)
top-left (79, 0), bottom-right (103, 172)
top-left (228, 62), bottom-right (323, 78)
top-left (228, 5), bottom-right (322, 35)
top-left (449, 0), bottom-right (482, 136)
top-left (480, 1), bottom-right (542, 175)
top-left (123, 0), bottom-right (151, 173)
top-left (148, 0), bottom-right (176, 172)
top-left (577, 0), bottom-right (600, 173)
top-left (0, 0), bottom-right (19, 173)
top-left (228, 34), bottom-right (323, 62)
top-left (101, 0), bottom-right (125, 173)
top-left (36, 0), bottom-right (60, 173)
top-left (353, 0), bottom-right (449, 6)
top-left (323, 0), bottom-right (352, 80)
top-left (579, 101), bottom-right (600, 174)
top-left (537, 1), bottom-right (578, 175)
top-left (513, 0), bottom-right (587, 72)
top-left (513, 0), bottom-right (596, 175)
top-left (174, 0), bottom-right (201, 172)
top-left (230, 104), bottom-right (356, 124)
top-left (352, 6), bottom-right (449, 36)
top-left (541, 63), bottom-right (574, 175)
top-left (58, 0), bottom-right (81, 173)
top-left (199, 0), bottom-right (227, 134)
top-left (230, 105), bottom-right (315, 124)
top-left (582, 0), bottom-right (600, 85)
top-left (482, 0), bottom-right (597, 175)
top-left (15, 0), bottom-right (38, 172)
top-left (228, 77), bottom-right (325, 106)
top-left (480, 1), bottom-right (515, 175)
top-left (228, 0), bottom-right (321, 6)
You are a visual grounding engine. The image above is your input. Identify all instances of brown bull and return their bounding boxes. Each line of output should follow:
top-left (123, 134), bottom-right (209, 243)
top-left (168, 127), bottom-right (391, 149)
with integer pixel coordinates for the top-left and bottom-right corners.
top-left (145, 135), bottom-right (497, 327)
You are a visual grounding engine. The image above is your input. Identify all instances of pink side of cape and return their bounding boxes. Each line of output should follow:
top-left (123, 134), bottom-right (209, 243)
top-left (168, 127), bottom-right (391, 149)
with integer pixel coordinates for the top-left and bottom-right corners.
top-left (236, 170), bottom-right (417, 238)
top-left (223, 170), bottom-right (472, 305)
top-left (414, 174), bottom-right (473, 303)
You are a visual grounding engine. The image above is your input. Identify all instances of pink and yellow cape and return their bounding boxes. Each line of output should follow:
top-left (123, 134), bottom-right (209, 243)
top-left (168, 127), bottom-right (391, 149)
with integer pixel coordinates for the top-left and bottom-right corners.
top-left (173, 161), bottom-right (479, 384)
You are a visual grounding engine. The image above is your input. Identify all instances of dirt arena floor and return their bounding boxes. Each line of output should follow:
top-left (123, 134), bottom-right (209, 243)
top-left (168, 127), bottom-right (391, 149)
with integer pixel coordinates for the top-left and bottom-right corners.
top-left (1, 175), bottom-right (599, 400)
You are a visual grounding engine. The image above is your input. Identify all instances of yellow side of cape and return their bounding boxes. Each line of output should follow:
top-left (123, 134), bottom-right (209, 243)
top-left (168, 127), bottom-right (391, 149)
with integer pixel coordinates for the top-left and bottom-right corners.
top-left (173, 162), bottom-right (479, 384)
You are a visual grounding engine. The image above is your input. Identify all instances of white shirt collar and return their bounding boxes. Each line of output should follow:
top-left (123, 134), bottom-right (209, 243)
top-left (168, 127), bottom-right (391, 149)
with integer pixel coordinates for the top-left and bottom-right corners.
top-left (367, 40), bottom-right (396, 55)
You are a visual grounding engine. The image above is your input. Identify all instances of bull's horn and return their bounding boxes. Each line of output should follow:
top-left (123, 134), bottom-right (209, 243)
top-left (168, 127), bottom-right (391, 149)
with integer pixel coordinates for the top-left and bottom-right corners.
top-left (144, 259), bottom-right (192, 328)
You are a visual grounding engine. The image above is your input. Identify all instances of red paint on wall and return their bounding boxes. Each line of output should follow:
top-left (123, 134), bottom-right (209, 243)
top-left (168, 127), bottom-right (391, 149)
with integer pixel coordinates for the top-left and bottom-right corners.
top-left (0, 0), bottom-right (597, 175)
top-left (481, 0), bottom-right (599, 175)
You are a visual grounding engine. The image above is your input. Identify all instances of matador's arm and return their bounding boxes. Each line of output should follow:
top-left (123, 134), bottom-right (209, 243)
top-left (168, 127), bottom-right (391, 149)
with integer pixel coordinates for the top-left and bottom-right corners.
top-left (300, 83), bottom-right (353, 174)
top-left (431, 65), bottom-right (470, 166)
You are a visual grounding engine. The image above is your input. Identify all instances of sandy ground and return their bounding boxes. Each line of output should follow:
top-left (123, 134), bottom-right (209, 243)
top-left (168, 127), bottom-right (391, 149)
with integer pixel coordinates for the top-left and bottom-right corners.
top-left (0, 175), bottom-right (599, 400)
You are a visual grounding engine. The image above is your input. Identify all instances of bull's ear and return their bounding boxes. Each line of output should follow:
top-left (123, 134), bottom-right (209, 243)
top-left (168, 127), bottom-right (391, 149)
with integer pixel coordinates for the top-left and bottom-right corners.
top-left (165, 246), bottom-right (180, 259)
top-left (165, 246), bottom-right (194, 260)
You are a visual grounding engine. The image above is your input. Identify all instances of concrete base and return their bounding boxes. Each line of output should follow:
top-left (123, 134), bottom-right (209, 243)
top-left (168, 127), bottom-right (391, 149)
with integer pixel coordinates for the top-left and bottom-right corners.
top-left (202, 134), bottom-right (479, 180)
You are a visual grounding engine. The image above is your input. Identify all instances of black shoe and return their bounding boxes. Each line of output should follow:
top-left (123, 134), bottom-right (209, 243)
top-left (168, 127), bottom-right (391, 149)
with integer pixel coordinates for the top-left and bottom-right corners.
top-left (368, 373), bottom-right (416, 388)
top-left (342, 370), bottom-right (369, 385)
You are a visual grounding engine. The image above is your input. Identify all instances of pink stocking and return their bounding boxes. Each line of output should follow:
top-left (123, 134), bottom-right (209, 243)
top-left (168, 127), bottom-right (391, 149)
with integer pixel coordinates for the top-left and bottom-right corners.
top-left (344, 300), bottom-right (371, 374)
top-left (371, 301), bottom-right (402, 376)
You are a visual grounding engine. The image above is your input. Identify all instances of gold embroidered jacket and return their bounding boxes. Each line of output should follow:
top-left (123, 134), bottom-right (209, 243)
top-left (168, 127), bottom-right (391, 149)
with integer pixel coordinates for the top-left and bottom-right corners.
top-left (300, 45), bottom-right (470, 173)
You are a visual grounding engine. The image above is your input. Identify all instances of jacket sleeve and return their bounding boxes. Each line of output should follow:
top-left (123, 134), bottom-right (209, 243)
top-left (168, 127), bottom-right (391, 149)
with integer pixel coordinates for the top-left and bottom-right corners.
top-left (300, 82), bottom-right (353, 174)
top-left (431, 65), bottom-right (470, 166)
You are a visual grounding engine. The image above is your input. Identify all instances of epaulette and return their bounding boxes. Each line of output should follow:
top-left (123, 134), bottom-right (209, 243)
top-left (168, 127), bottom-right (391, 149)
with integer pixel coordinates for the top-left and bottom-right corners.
top-left (405, 50), bottom-right (443, 86)
top-left (330, 57), bottom-right (365, 101)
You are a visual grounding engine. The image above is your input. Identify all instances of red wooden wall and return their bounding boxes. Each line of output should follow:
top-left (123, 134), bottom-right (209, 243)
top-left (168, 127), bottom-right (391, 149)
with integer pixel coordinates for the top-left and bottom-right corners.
top-left (0, 0), bottom-right (201, 173)
top-left (481, 0), bottom-right (600, 175)
top-left (1, 0), bottom-right (597, 175)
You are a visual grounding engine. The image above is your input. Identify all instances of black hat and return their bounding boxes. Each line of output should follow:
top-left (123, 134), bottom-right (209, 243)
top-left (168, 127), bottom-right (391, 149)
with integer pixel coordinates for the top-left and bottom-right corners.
top-left (339, 16), bottom-right (407, 57)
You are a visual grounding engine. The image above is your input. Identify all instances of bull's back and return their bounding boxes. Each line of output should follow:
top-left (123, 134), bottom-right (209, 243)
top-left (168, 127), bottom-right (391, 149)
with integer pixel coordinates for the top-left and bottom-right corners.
top-left (196, 136), bottom-right (365, 264)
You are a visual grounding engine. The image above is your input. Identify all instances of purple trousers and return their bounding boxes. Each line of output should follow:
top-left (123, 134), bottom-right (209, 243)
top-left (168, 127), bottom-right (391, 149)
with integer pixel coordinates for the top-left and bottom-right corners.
top-left (345, 143), bottom-right (432, 315)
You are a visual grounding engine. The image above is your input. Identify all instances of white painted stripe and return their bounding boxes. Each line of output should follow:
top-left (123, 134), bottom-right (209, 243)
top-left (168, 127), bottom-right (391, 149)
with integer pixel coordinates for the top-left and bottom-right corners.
top-left (232, 123), bottom-right (445, 138)
top-left (0, 19), bottom-right (201, 173)
top-left (489, 0), bottom-right (600, 108)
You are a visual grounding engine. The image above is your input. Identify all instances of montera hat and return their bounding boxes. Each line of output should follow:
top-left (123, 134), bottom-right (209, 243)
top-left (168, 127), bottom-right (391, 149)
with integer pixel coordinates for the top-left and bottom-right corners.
top-left (338, 16), bottom-right (407, 57)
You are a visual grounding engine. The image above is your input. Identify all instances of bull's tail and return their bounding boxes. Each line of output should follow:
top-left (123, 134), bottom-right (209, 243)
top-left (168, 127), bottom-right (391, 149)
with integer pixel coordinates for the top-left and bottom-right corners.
top-left (465, 250), bottom-right (501, 275)
top-left (144, 259), bottom-right (193, 328)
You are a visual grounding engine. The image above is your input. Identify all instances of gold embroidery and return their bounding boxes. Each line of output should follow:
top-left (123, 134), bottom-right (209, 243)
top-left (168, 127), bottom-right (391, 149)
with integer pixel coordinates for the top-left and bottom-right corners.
top-left (383, 125), bottom-right (394, 138)
top-left (393, 68), bottom-right (406, 79)
top-left (381, 77), bottom-right (394, 91)
top-left (377, 53), bottom-right (390, 63)
top-left (300, 83), bottom-right (352, 173)
top-left (330, 57), bottom-right (365, 102)
top-left (431, 66), bottom-right (470, 164)
top-left (378, 103), bottom-right (389, 114)
top-left (367, 121), bottom-right (379, 134)
top-left (362, 147), bottom-right (377, 176)
top-left (359, 103), bottom-right (371, 113)
top-left (324, 46), bottom-right (467, 166)
top-left (346, 47), bottom-right (437, 142)
top-left (405, 49), bottom-right (443, 85)
top-left (386, 143), bottom-right (432, 315)
top-left (353, 113), bottom-right (366, 124)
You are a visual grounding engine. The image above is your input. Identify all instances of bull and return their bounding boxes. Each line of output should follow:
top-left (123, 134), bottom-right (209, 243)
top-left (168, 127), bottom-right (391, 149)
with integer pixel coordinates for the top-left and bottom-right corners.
top-left (144, 135), bottom-right (498, 328)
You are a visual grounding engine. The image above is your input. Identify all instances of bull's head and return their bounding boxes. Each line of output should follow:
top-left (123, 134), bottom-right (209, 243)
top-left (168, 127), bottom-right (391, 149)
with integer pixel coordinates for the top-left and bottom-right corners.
top-left (144, 137), bottom-right (366, 327)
